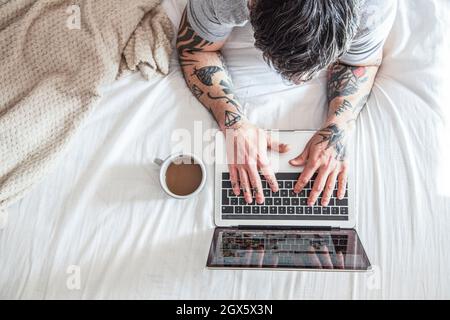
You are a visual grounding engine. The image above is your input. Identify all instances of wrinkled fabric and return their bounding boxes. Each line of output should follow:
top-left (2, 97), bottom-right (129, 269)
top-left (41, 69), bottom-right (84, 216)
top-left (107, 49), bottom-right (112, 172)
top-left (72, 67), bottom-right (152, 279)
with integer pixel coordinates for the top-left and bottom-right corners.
top-left (0, 0), bottom-right (448, 299)
top-left (0, 0), bottom-right (173, 211)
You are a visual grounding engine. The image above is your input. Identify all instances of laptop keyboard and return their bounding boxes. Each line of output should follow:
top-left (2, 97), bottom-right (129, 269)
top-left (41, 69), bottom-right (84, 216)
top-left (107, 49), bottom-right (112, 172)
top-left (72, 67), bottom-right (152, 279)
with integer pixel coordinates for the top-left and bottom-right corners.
top-left (221, 172), bottom-right (349, 220)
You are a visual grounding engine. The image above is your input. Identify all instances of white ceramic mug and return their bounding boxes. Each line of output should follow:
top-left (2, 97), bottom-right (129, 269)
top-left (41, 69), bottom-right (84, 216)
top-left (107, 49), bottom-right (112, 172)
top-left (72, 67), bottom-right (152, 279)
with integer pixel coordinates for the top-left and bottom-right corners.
top-left (154, 153), bottom-right (206, 199)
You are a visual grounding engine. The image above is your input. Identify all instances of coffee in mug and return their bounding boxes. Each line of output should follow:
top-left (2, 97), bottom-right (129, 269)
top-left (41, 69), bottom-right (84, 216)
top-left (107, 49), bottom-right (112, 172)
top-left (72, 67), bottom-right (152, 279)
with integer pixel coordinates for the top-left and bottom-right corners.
top-left (165, 158), bottom-right (203, 196)
top-left (154, 153), bottom-right (206, 199)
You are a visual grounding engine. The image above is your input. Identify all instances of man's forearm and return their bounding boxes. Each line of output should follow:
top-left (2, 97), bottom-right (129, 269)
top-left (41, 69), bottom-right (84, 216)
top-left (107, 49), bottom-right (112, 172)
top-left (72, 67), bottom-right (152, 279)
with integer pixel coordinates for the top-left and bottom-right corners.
top-left (177, 11), bottom-right (244, 131)
top-left (326, 63), bottom-right (378, 123)
top-left (318, 63), bottom-right (378, 160)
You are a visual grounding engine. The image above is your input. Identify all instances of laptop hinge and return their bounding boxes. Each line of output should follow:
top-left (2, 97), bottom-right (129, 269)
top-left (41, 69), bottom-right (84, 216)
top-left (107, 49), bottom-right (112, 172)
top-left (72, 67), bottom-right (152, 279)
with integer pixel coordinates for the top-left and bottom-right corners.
top-left (236, 225), bottom-right (334, 231)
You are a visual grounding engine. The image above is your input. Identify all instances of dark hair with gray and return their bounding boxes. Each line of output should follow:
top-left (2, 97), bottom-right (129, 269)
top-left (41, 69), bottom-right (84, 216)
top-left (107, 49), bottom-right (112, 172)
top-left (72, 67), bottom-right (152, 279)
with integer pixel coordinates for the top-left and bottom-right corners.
top-left (250, 0), bottom-right (361, 83)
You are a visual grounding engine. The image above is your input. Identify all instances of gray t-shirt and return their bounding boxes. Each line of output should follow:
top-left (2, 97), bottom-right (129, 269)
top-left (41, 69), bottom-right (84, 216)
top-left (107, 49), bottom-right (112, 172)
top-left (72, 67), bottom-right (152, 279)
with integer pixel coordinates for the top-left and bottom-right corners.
top-left (186, 0), bottom-right (397, 65)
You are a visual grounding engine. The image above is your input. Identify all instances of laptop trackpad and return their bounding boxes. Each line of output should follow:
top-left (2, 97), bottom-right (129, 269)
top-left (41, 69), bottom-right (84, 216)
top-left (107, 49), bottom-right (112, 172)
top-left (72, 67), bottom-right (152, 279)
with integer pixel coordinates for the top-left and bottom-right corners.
top-left (207, 227), bottom-right (370, 271)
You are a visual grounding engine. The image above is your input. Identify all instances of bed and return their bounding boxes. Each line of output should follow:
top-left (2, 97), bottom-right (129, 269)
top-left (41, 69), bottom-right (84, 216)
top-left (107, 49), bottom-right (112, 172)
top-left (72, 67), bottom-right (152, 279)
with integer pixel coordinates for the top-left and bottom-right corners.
top-left (1, 0), bottom-right (449, 299)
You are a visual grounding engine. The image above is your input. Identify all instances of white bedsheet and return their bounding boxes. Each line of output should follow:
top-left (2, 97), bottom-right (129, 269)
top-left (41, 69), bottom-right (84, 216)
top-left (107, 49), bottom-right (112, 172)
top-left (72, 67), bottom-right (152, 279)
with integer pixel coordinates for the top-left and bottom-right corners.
top-left (1, 0), bottom-right (449, 299)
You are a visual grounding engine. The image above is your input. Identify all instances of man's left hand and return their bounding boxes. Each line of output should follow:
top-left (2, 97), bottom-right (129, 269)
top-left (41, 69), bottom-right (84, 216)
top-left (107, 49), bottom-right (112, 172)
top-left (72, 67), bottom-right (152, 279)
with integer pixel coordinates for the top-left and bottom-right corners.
top-left (289, 122), bottom-right (349, 206)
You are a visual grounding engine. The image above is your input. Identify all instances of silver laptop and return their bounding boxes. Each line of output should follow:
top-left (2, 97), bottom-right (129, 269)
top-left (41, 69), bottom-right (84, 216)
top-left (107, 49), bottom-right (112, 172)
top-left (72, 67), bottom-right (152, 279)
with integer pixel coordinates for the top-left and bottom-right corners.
top-left (207, 130), bottom-right (371, 271)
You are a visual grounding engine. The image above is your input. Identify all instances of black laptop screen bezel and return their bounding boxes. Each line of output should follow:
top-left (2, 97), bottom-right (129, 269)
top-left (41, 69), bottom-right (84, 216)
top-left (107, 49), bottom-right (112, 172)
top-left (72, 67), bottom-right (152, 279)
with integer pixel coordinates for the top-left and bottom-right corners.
top-left (206, 227), bottom-right (371, 271)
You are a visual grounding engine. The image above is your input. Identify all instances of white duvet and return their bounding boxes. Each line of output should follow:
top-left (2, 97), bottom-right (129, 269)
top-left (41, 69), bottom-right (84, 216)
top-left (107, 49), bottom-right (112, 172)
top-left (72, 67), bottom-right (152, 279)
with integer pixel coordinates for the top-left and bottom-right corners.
top-left (1, 0), bottom-right (449, 299)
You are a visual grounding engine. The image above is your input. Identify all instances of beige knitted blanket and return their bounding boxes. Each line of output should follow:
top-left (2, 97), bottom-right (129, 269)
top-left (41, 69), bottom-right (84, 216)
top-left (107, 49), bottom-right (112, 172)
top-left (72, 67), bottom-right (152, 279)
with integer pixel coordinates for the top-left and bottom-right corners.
top-left (0, 0), bottom-right (174, 213)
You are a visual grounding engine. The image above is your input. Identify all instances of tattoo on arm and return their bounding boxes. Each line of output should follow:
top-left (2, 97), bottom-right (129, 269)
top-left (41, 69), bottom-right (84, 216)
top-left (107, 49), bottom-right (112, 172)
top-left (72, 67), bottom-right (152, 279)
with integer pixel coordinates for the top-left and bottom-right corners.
top-left (327, 65), bottom-right (368, 102)
top-left (219, 53), bottom-right (233, 80)
top-left (334, 99), bottom-right (353, 116)
top-left (224, 110), bottom-right (242, 128)
top-left (177, 9), bottom-right (243, 128)
top-left (177, 11), bottom-right (213, 67)
top-left (207, 92), bottom-right (239, 108)
top-left (193, 62), bottom-right (243, 126)
top-left (191, 84), bottom-right (203, 99)
top-left (220, 80), bottom-right (233, 95)
top-left (192, 66), bottom-right (223, 86)
top-left (207, 80), bottom-right (243, 112)
top-left (316, 124), bottom-right (347, 161)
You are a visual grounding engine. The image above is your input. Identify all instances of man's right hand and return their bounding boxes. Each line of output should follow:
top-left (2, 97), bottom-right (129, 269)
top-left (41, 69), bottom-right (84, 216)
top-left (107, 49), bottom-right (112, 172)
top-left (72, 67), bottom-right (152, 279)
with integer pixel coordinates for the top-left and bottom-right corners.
top-left (224, 120), bottom-right (290, 204)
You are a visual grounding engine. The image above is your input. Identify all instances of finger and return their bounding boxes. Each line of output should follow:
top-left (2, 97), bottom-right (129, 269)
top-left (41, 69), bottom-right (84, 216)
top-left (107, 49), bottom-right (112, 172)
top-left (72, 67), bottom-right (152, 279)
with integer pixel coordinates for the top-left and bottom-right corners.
top-left (337, 164), bottom-right (348, 199)
top-left (294, 161), bottom-right (319, 194)
top-left (335, 251), bottom-right (345, 269)
top-left (307, 245), bottom-right (322, 269)
top-left (228, 164), bottom-right (240, 196)
top-left (244, 245), bottom-right (253, 266)
top-left (255, 245), bottom-right (265, 267)
top-left (247, 165), bottom-right (264, 204)
top-left (308, 166), bottom-right (331, 206)
top-left (267, 135), bottom-right (290, 153)
top-left (321, 169), bottom-right (339, 206)
top-left (225, 128), bottom-right (239, 165)
top-left (238, 167), bottom-right (252, 204)
top-left (258, 157), bottom-right (279, 192)
top-left (289, 141), bottom-right (311, 167)
top-left (317, 245), bottom-right (334, 269)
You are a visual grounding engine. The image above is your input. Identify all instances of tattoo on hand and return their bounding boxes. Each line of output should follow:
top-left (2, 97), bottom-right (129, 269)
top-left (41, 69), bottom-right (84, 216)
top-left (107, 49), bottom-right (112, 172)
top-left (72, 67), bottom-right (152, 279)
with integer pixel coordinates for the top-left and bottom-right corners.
top-left (316, 124), bottom-right (347, 161)
top-left (327, 65), bottom-right (368, 102)
top-left (334, 99), bottom-right (353, 116)
top-left (224, 110), bottom-right (242, 127)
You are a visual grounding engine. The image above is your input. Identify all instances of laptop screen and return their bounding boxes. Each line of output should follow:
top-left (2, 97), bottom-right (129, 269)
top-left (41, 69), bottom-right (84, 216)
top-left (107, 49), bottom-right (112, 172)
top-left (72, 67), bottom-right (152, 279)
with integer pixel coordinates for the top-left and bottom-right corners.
top-left (207, 228), bottom-right (370, 271)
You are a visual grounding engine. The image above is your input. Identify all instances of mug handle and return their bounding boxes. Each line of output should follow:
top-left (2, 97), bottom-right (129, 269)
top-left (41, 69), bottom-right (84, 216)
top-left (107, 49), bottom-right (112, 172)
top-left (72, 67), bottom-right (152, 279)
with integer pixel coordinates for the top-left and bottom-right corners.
top-left (154, 158), bottom-right (164, 166)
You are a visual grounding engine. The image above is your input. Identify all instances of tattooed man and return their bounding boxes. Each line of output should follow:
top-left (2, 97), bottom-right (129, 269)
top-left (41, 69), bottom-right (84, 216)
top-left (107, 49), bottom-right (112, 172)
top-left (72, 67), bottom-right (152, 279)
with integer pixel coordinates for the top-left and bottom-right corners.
top-left (177, 0), bottom-right (396, 205)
